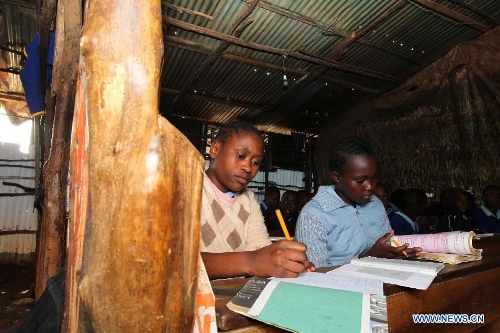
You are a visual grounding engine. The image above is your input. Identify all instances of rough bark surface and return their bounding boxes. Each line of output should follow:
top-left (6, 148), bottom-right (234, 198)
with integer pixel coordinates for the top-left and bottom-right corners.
top-left (35, 0), bottom-right (81, 300)
top-left (64, 0), bottom-right (202, 331)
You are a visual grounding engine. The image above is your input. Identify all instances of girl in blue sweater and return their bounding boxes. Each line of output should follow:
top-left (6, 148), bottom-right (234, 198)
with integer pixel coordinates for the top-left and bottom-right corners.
top-left (296, 137), bottom-right (421, 267)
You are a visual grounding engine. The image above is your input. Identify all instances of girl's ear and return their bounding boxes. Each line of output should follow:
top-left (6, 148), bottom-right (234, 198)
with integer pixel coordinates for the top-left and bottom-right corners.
top-left (331, 170), bottom-right (340, 184)
top-left (209, 141), bottom-right (221, 158)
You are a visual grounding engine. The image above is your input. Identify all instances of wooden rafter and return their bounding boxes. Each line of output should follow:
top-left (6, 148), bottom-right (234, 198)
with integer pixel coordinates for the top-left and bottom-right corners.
top-left (413, 0), bottom-right (490, 33)
top-left (167, 1), bottom-right (258, 113)
top-left (165, 36), bottom-right (383, 94)
top-left (165, 17), bottom-right (402, 84)
top-left (161, 1), bottom-right (214, 21)
top-left (448, 0), bottom-right (500, 26)
top-left (162, 87), bottom-right (258, 109)
top-left (247, 65), bottom-right (328, 120)
top-left (330, 0), bottom-right (407, 59)
top-left (247, 0), bottom-right (421, 66)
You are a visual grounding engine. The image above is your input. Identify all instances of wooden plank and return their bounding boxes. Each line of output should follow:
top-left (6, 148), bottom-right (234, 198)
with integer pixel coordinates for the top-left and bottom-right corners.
top-left (63, 0), bottom-right (203, 331)
top-left (35, 0), bottom-right (81, 299)
top-left (213, 237), bottom-right (500, 332)
top-left (387, 267), bottom-right (500, 332)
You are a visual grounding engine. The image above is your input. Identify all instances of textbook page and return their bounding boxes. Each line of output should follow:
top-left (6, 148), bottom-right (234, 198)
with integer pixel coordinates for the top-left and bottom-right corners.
top-left (330, 257), bottom-right (444, 290)
top-left (273, 271), bottom-right (383, 295)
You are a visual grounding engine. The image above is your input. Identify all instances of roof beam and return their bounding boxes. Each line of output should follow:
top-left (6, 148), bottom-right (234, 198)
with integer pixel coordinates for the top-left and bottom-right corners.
top-left (247, 65), bottom-right (328, 120)
top-left (161, 1), bottom-right (214, 21)
top-left (166, 1), bottom-right (258, 113)
top-left (161, 87), bottom-right (258, 109)
top-left (412, 0), bottom-right (490, 33)
top-left (249, 0), bottom-right (421, 66)
top-left (165, 36), bottom-right (383, 94)
top-left (330, 0), bottom-right (407, 58)
top-left (447, 0), bottom-right (500, 26)
top-left (165, 17), bottom-right (402, 84)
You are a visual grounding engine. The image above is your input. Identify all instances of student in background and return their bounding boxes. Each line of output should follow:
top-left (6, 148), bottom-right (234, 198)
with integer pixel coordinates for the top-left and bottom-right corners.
top-left (437, 189), bottom-right (482, 233)
top-left (427, 187), bottom-right (456, 220)
top-left (296, 137), bottom-right (420, 267)
top-left (374, 182), bottom-right (389, 211)
top-left (390, 188), bottom-right (429, 235)
top-left (386, 188), bottom-right (405, 219)
top-left (297, 189), bottom-right (312, 213)
top-left (474, 185), bottom-right (500, 233)
top-left (260, 186), bottom-right (280, 215)
top-left (265, 190), bottom-right (300, 236)
top-left (201, 121), bottom-right (314, 278)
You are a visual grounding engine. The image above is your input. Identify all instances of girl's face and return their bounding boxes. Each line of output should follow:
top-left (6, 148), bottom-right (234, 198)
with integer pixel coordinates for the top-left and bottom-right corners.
top-left (332, 155), bottom-right (378, 206)
top-left (454, 193), bottom-right (470, 214)
top-left (280, 192), bottom-right (299, 219)
top-left (207, 130), bottom-right (264, 193)
top-left (373, 185), bottom-right (388, 208)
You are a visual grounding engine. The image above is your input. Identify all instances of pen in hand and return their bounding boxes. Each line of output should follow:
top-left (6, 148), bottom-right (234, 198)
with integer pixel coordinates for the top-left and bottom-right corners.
top-left (275, 209), bottom-right (291, 240)
top-left (391, 238), bottom-right (408, 257)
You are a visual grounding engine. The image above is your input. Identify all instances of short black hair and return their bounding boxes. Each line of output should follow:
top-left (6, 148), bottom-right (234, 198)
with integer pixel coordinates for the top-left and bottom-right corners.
top-left (214, 121), bottom-right (263, 145)
top-left (282, 190), bottom-right (299, 200)
top-left (265, 185), bottom-right (280, 196)
top-left (329, 136), bottom-right (377, 172)
top-left (483, 185), bottom-right (500, 195)
top-left (403, 188), bottom-right (428, 207)
top-left (390, 188), bottom-right (406, 210)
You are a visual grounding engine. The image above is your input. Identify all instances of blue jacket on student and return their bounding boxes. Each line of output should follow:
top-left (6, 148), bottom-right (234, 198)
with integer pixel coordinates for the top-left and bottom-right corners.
top-left (474, 205), bottom-right (500, 233)
top-left (390, 211), bottom-right (420, 235)
top-left (296, 185), bottom-right (391, 267)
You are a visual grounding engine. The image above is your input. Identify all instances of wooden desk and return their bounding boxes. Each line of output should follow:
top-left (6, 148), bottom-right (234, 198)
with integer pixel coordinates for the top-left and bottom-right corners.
top-left (212, 235), bottom-right (500, 332)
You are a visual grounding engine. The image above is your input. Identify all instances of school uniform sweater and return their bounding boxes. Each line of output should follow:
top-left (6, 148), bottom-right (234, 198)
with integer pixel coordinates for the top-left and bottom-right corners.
top-left (296, 185), bottom-right (391, 267)
top-left (201, 174), bottom-right (271, 253)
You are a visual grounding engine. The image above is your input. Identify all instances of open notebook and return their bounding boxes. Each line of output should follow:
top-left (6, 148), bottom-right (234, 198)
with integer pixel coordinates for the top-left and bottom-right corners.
top-left (227, 276), bottom-right (371, 333)
top-left (329, 256), bottom-right (444, 290)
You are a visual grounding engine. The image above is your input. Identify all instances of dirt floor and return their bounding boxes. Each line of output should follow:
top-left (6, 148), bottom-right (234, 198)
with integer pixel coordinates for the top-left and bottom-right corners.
top-left (0, 264), bottom-right (36, 332)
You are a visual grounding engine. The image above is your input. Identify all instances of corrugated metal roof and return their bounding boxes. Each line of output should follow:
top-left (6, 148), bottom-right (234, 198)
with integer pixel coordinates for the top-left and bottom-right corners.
top-left (0, 126), bottom-right (37, 264)
top-left (0, 3), bottom-right (37, 94)
top-left (162, 0), bottom-right (500, 134)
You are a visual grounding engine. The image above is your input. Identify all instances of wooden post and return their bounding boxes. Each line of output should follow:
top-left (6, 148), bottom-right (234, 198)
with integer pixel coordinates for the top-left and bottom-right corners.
top-left (63, 0), bottom-right (202, 331)
top-left (35, 0), bottom-right (80, 299)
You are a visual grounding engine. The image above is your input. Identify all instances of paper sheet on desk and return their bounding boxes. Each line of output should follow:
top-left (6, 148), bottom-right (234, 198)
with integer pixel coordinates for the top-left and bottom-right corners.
top-left (273, 271), bottom-right (383, 295)
top-left (330, 257), bottom-right (444, 290)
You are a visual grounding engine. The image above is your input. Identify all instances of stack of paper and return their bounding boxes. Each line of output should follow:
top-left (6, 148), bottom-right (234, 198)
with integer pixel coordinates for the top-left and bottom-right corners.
top-left (329, 257), bottom-right (444, 290)
top-left (393, 231), bottom-right (482, 264)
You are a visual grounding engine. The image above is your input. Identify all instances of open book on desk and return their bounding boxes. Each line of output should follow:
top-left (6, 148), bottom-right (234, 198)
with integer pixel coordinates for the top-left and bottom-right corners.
top-left (329, 257), bottom-right (444, 290)
top-left (393, 231), bottom-right (482, 264)
top-left (227, 275), bottom-right (372, 333)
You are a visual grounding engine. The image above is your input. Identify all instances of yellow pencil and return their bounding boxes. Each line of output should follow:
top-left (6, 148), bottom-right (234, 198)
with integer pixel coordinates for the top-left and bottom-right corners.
top-left (391, 238), bottom-right (408, 257)
top-left (275, 209), bottom-right (291, 240)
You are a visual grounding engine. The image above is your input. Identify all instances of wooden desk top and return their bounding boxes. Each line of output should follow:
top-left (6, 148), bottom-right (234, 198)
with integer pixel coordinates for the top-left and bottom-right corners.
top-left (212, 235), bottom-right (500, 332)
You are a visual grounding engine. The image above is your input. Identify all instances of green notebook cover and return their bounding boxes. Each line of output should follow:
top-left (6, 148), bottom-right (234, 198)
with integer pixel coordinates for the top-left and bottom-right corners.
top-left (228, 278), bottom-right (369, 333)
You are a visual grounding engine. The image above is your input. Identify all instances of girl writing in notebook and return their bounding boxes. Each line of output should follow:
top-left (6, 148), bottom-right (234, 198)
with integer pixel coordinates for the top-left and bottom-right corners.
top-left (296, 136), bottom-right (421, 267)
top-left (200, 121), bottom-right (315, 278)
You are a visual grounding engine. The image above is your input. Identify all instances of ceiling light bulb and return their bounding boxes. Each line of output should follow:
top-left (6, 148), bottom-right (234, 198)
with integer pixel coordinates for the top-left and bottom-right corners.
top-left (282, 74), bottom-right (288, 88)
